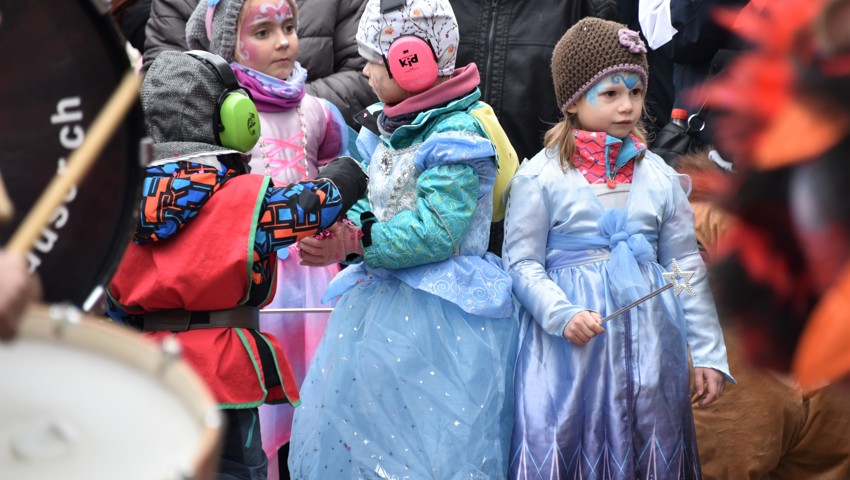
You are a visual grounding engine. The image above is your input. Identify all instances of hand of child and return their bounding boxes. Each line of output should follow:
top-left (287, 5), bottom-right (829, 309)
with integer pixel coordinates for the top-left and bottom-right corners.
top-left (562, 310), bottom-right (604, 345)
top-left (692, 367), bottom-right (726, 407)
top-left (298, 221), bottom-right (363, 267)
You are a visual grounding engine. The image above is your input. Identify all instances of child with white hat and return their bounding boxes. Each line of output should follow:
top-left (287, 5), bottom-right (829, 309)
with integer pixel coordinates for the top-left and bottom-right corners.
top-left (287, 0), bottom-right (519, 478)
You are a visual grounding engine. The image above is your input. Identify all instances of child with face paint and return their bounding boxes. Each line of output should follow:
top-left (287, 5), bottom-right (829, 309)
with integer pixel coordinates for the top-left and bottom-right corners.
top-left (185, 1), bottom-right (358, 478)
top-left (502, 17), bottom-right (732, 479)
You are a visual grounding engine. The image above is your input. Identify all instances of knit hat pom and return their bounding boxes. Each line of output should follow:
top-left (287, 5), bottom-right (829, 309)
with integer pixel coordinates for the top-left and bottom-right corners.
top-left (356, 0), bottom-right (459, 77)
top-left (552, 17), bottom-right (650, 115)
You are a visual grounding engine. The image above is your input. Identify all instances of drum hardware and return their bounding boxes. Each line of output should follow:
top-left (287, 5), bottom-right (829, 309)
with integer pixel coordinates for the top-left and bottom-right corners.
top-left (82, 285), bottom-right (106, 313)
top-left (47, 302), bottom-right (83, 338)
top-left (159, 334), bottom-right (183, 376)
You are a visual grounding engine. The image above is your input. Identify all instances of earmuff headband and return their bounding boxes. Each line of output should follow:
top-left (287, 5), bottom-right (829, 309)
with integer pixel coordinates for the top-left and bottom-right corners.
top-left (186, 49), bottom-right (241, 91)
top-left (185, 50), bottom-right (260, 152)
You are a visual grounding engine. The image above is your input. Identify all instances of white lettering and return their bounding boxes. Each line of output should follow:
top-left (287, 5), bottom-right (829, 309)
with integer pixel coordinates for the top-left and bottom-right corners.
top-left (56, 158), bottom-right (78, 202)
top-left (51, 205), bottom-right (69, 229)
top-left (50, 97), bottom-right (82, 125)
top-left (32, 227), bottom-right (59, 254)
top-left (59, 125), bottom-right (85, 149)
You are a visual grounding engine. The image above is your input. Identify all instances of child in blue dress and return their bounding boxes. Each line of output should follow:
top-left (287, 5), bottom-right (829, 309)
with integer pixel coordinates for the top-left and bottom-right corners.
top-left (502, 17), bottom-right (732, 479)
top-left (286, 0), bottom-right (518, 478)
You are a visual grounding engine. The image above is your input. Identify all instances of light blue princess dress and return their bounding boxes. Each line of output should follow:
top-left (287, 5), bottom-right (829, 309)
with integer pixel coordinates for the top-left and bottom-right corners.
top-left (288, 90), bottom-right (518, 479)
top-left (503, 142), bottom-right (732, 480)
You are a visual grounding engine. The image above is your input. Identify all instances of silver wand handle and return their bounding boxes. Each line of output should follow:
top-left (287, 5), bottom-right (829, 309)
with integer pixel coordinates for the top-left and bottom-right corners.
top-left (598, 258), bottom-right (696, 325)
top-left (600, 283), bottom-right (673, 324)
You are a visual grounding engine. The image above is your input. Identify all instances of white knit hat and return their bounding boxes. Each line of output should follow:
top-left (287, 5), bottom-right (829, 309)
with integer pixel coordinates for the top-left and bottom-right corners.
top-left (356, 0), bottom-right (459, 77)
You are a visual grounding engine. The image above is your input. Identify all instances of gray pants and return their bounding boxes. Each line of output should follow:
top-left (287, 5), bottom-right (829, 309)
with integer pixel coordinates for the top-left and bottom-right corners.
top-left (218, 408), bottom-right (268, 480)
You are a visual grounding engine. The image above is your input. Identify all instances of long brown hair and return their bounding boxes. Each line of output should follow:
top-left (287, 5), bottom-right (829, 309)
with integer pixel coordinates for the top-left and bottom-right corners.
top-left (544, 113), bottom-right (649, 172)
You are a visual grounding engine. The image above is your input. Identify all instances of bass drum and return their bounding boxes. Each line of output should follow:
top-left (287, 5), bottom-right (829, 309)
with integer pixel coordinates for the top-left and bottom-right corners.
top-left (0, 304), bottom-right (222, 480)
top-left (0, 0), bottom-right (143, 309)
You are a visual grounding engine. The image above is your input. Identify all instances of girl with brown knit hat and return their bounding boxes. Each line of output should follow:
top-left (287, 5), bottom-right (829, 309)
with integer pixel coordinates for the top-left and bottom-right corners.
top-left (502, 17), bottom-right (732, 479)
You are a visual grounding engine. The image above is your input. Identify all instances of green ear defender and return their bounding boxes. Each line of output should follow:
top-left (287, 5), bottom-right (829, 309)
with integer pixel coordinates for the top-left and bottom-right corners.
top-left (218, 92), bottom-right (260, 152)
top-left (186, 50), bottom-right (261, 153)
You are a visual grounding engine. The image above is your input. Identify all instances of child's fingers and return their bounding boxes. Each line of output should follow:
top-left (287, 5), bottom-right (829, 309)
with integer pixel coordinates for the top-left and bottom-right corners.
top-left (716, 377), bottom-right (726, 398)
top-left (298, 236), bottom-right (327, 252)
top-left (693, 369), bottom-right (706, 399)
top-left (563, 325), bottom-right (587, 345)
top-left (698, 380), bottom-right (720, 407)
top-left (589, 321), bottom-right (605, 334)
top-left (701, 371), bottom-right (726, 407)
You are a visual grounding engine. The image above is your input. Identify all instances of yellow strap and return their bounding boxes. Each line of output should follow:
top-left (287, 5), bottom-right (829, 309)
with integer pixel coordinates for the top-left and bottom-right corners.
top-left (470, 103), bottom-right (519, 222)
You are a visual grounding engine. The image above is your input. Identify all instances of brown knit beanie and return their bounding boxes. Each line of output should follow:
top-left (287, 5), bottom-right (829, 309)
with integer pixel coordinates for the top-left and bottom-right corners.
top-left (552, 17), bottom-right (649, 115)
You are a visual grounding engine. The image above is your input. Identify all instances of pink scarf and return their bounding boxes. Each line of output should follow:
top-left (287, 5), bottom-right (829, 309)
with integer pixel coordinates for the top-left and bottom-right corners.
top-left (230, 62), bottom-right (307, 112)
top-left (383, 64), bottom-right (481, 118)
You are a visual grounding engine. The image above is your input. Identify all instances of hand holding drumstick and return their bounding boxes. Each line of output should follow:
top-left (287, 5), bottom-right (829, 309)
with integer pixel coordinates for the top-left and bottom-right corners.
top-left (0, 172), bottom-right (37, 341)
top-left (0, 249), bottom-right (41, 341)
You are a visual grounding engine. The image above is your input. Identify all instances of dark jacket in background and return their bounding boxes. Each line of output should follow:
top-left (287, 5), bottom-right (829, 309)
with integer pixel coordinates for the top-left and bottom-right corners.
top-left (666, 0), bottom-right (749, 145)
top-left (142, 0), bottom-right (376, 128)
top-left (451, 0), bottom-right (618, 163)
top-left (111, 0), bottom-right (152, 53)
top-left (142, 0), bottom-right (196, 71)
top-left (617, 0), bottom-right (675, 141)
top-left (294, 0), bottom-right (376, 127)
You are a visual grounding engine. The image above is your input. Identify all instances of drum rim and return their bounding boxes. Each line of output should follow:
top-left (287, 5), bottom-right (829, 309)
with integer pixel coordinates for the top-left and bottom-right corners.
top-left (13, 303), bottom-right (222, 478)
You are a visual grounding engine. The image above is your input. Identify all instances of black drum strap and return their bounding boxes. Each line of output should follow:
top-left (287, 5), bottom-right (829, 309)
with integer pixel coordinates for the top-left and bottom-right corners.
top-left (246, 329), bottom-right (282, 390)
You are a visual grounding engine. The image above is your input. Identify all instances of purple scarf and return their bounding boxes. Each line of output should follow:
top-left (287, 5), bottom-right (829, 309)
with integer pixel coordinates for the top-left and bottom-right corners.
top-left (230, 62), bottom-right (308, 112)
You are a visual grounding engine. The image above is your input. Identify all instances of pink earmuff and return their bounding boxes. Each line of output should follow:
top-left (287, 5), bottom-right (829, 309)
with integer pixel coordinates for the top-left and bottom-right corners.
top-left (385, 35), bottom-right (438, 93)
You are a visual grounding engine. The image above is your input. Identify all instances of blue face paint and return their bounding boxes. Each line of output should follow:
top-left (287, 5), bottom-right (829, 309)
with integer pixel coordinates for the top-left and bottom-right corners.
top-left (584, 72), bottom-right (643, 105)
top-left (610, 73), bottom-right (641, 89)
top-left (585, 81), bottom-right (606, 106)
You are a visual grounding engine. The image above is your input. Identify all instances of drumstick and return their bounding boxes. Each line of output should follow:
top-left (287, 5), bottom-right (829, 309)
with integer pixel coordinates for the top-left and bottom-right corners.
top-left (5, 72), bottom-right (142, 255)
top-left (0, 171), bottom-right (13, 223)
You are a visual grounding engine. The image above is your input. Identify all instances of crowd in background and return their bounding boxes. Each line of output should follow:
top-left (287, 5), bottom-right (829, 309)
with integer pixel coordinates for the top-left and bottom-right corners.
top-left (2, 0), bottom-right (849, 479)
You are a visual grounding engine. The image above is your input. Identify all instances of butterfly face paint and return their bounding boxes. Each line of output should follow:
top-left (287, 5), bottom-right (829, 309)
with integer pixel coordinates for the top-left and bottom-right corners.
top-left (567, 71), bottom-right (645, 138)
top-left (584, 73), bottom-right (643, 106)
top-left (235, 0), bottom-right (299, 79)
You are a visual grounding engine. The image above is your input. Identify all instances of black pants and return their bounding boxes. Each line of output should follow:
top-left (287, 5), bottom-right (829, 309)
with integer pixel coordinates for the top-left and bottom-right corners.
top-left (278, 442), bottom-right (291, 480)
top-left (218, 408), bottom-right (268, 480)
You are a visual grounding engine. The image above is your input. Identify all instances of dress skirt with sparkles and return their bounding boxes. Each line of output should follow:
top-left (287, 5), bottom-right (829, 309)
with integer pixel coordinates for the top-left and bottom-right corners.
top-left (289, 275), bottom-right (518, 480)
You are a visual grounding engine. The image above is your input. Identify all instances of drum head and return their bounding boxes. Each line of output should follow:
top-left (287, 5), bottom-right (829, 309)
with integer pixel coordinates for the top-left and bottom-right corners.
top-left (0, 305), bottom-right (221, 480)
top-left (0, 0), bottom-right (143, 308)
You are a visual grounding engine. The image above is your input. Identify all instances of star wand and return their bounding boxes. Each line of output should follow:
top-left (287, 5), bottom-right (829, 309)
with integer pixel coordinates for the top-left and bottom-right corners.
top-left (599, 258), bottom-right (697, 324)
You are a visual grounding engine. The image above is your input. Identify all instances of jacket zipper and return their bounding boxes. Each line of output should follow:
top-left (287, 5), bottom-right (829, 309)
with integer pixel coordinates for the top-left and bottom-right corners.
top-left (483, 0), bottom-right (499, 100)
